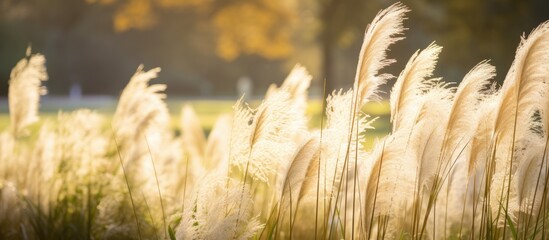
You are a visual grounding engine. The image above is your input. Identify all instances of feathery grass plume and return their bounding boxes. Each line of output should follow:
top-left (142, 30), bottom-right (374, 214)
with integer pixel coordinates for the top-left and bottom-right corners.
top-left (341, 6), bottom-right (409, 234)
top-left (318, 89), bottom-right (375, 238)
top-left (230, 91), bottom-right (305, 183)
top-left (280, 64), bottom-right (312, 100)
top-left (317, 90), bottom-right (368, 196)
top-left (43, 110), bottom-right (108, 195)
top-left (136, 126), bottom-right (185, 234)
top-left (279, 64), bottom-right (312, 113)
top-left (364, 76), bottom-right (450, 237)
top-left (525, 70), bottom-right (549, 238)
top-left (111, 65), bottom-right (175, 201)
top-left (180, 104), bottom-right (208, 182)
top-left (491, 21), bottom-right (549, 225)
top-left (8, 47), bottom-right (48, 137)
top-left (422, 62), bottom-right (495, 236)
top-left (181, 104), bottom-right (206, 163)
top-left (140, 134), bottom-right (184, 207)
top-left (275, 136), bottom-right (320, 226)
top-left (0, 121), bottom-right (54, 225)
top-left (341, 6), bottom-right (410, 212)
top-left (459, 92), bottom-right (500, 237)
top-left (108, 65), bottom-right (178, 239)
top-left (511, 133), bottom-right (546, 220)
top-left (300, 88), bottom-right (375, 237)
top-left (543, 74), bottom-right (549, 139)
top-left (411, 86), bottom-right (453, 186)
top-left (296, 131), bottom-right (323, 201)
top-left (204, 114), bottom-right (232, 171)
top-left (538, 72), bottom-right (549, 229)
top-left (494, 21), bottom-right (549, 139)
top-left (427, 62), bottom-right (494, 235)
top-left (25, 110), bottom-right (110, 239)
top-left (96, 189), bottom-right (150, 239)
top-left (112, 65), bottom-right (170, 148)
top-left (52, 110), bottom-right (108, 178)
top-left (0, 181), bottom-right (23, 239)
top-left (176, 173), bottom-right (263, 240)
top-left (0, 132), bottom-right (16, 179)
top-left (359, 137), bottom-right (386, 234)
top-left (390, 42), bottom-right (442, 132)
top-left (401, 86), bottom-right (453, 238)
top-left (266, 64), bottom-right (312, 106)
top-left (300, 116), bottom-right (370, 185)
top-left (1, 110), bottom-right (111, 239)
top-left (263, 64), bottom-right (312, 147)
top-left (324, 89), bottom-right (354, 136)
top-left (30, 121), bottom-right (57, 186)
top-left (363, 132), bottom-right (417, 238)
top-left (443, 61), bottom-right (495, 161)
top-left (354, 2), bottom-right (408, 106)
top-left (468, 93), bottom-right (499, 177)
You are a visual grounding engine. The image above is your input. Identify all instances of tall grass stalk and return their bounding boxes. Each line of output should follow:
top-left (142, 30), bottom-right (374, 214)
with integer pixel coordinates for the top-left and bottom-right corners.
top-left (111, 128), bottom-right (143, 240)
top-left (314, 79), bottom-right (327, 240)
top-left (144, 135), bottom-right (168, 239)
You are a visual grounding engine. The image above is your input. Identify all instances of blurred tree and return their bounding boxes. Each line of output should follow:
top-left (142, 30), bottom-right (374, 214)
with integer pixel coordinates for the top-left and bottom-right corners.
top-left (91, 0), bottom-right (296, 61)
top-left (2, 0), bottom-right (549, 97)
top-left (213, 1), bottom-right (293, 60)
top-left (0, 0), bottom-right (89, 94)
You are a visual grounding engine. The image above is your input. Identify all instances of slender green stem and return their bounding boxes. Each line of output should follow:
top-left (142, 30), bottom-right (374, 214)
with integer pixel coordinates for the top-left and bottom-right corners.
top-left (234, 146), bottom-right (254, 239)
top-left (144, 135), bottom-right (167, 239)
top-left (142, 192), bottom-right (160, 240)
top-left (315, 79), bottom-right (327, 240)
top-left (367, 139), bottom-right (386, 240)
top-left (111, 128), bottom-right (142, 240)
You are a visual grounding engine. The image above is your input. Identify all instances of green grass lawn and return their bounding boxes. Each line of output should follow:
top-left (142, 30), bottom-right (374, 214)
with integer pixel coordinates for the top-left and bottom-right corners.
top-left (0, 99), bottom-right (391, 148)
top-left (0, 114), bottom-right (8, 132)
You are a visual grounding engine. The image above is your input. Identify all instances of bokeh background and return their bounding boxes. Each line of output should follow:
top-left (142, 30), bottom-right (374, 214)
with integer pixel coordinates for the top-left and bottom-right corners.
top-left (1, 0), bottom-right (549, 98)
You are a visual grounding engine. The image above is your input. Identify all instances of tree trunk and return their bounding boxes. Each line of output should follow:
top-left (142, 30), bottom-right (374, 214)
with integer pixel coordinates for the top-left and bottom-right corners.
top-left (320, 0), bottom-right (340, 99)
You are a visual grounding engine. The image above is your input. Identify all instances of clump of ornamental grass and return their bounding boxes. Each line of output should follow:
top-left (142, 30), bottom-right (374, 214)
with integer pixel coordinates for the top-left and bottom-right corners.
top-left (8, 47), bottom-right (48, 138)
top-left (2, 2), bottom-right (549, 239)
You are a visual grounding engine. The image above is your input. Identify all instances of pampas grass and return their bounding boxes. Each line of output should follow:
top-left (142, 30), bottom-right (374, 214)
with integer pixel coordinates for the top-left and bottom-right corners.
top-left (2, 3), bottom-right (549, 239)
top-left (8, 47), bottom-right (48, 137)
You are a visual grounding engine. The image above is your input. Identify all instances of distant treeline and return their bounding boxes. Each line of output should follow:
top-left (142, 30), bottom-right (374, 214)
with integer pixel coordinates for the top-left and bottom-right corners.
top-left (1, 0), bottom-right (548, 97)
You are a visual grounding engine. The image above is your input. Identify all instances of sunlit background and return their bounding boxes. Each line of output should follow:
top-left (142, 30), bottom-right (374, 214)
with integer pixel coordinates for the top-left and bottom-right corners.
top-left (1, 0), bottom-right (549, 99)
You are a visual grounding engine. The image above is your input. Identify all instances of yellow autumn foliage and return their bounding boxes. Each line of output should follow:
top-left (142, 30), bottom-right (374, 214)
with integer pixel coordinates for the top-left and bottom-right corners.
top-left (93, 0), bottom-right (295, 60)
top-left (213, 2), bottom-right (294, 60)
top-left (157, 0), bottom-right (205, 8)
top-left (114, 0), bottom-right (157, 32)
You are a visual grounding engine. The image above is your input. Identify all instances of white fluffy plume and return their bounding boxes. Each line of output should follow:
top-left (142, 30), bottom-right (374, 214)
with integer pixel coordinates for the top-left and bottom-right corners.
top-left (494, 21), bottom-right (549, 140)
top-left (276, 136), bottom-right (320, 214)
top-left (181, 104), bottom-right (207, 163)
top-left (441, 61), bottom-right (496, 173)
top-left (112, 65), bottom-right (170, 145)
top-left (205, 114), bottom-right (232, 171)
top-left (176, 174), bottom-right (263, 240)
top-left (8, 47), bottom-right (48, 136)
top-left (265, 64), bottom-right (312, 113)
top-left (354, 3), bottom-right (408, 105)
top-left (390, 42), bottom-right (442, 132)
top-left (231, 91), bottom-right (305, 183)
top-left (490, 21), bottom-right (549, 220)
